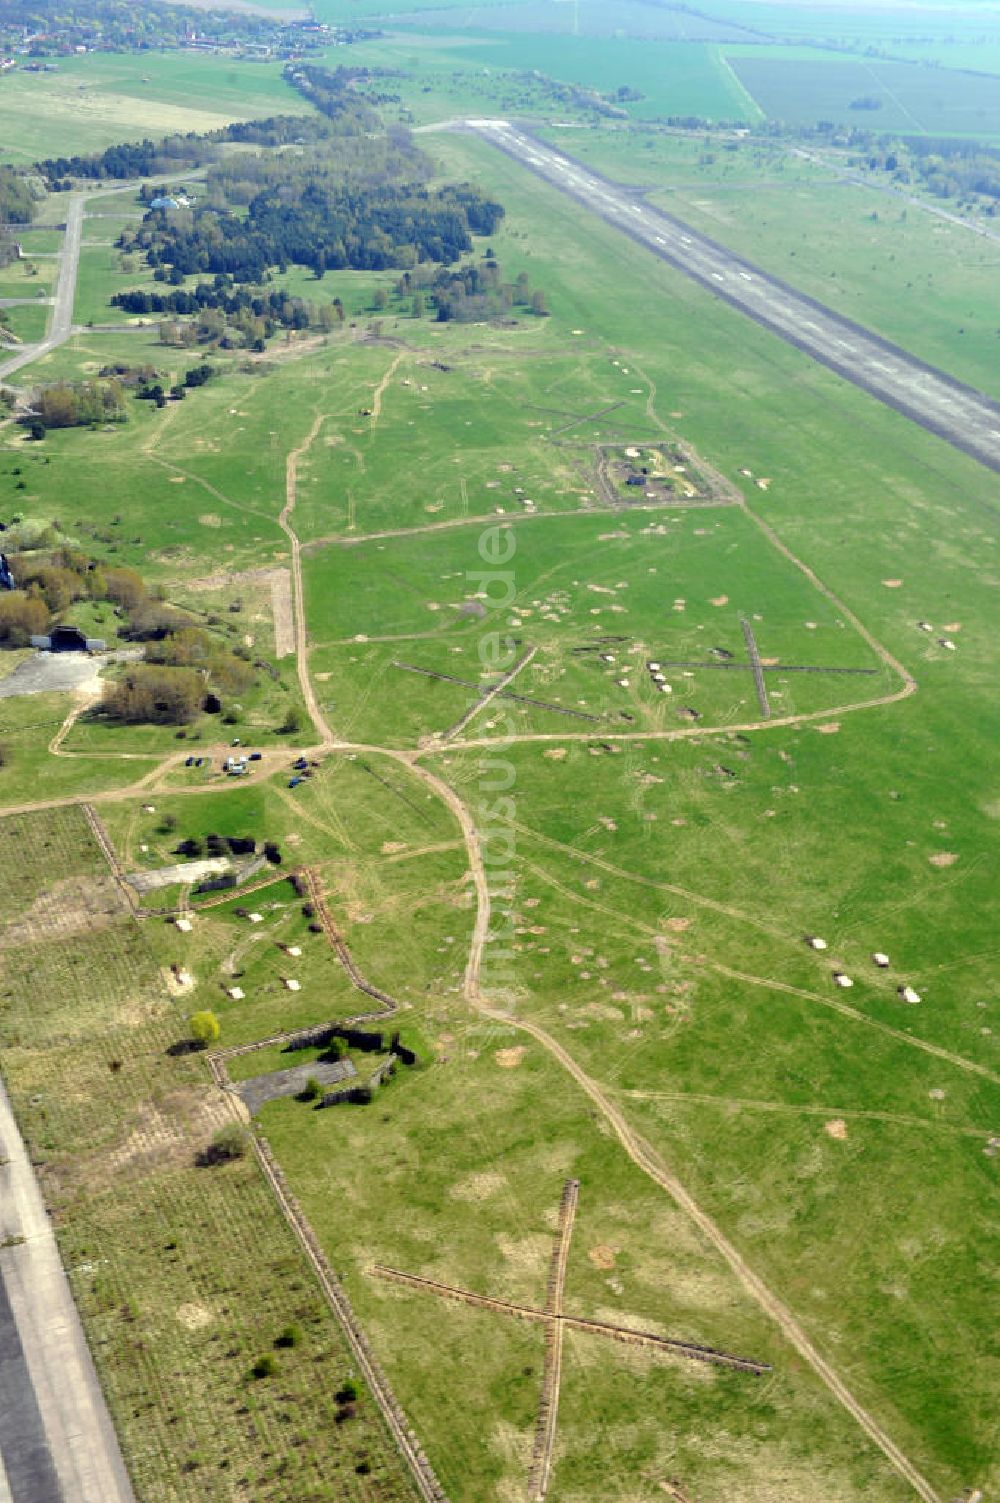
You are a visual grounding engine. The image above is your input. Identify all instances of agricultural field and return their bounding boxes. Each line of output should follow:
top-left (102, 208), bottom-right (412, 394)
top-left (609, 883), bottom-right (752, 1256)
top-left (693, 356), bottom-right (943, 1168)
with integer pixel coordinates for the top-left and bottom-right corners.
top-left (342, 31), bottom-right (761, 123)
top-left (0, 805), bottom-right (420, 1500)
top-left (0, 51), bottom-right (311, 166)
top-left (727, 51), bottom-right (1000, 138)
top-left (0, 32), bottom-right (998, 1503)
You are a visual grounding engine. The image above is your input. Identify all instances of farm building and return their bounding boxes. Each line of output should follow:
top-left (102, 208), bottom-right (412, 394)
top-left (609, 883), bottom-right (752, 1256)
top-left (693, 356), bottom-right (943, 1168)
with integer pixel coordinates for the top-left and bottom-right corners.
top-left (30, 625), bottom-right (106, 653)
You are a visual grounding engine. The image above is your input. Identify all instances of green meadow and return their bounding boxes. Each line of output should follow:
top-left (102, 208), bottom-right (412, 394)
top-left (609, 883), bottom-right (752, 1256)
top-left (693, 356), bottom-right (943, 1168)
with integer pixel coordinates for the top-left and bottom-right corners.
top-left (0, 43), bottom-right (998, 1503)
top-left (0, 51), bottom-right (310, 166)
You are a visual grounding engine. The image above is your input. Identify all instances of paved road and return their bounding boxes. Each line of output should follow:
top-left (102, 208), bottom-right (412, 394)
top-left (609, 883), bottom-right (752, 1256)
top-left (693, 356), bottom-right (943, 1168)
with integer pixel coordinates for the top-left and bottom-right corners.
top-left (0, 196), bottom-right (84, 383)
top-left (467, 120), bottom-right (1000, 478)
top-left (0, 1080), bottom-right (136, 1503)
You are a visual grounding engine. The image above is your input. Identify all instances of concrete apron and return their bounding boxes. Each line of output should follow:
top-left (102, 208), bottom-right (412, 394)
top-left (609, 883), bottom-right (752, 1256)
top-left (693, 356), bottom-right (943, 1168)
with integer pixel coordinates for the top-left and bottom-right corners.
top-left (0, 1078), bottom-right (135, 1503)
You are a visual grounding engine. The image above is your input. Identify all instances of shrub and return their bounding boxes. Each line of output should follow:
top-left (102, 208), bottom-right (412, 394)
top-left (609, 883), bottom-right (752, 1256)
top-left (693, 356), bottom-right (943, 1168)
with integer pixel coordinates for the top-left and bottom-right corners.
top-left (197, 1123), bottom-right (247, 1167)
top-left (188, 1010), bottom-right (221, 1048)
top-left (298, 1077), bottom-right (322, 1103)
top-left (336, 1379), bottom-right (359, 1404)
top-left (103, 665), bottom-right (203, 725)
top-left (251, 1353), bottom-right (276, 1379)
top-left (274, 1323), bottom-right (302, 1349)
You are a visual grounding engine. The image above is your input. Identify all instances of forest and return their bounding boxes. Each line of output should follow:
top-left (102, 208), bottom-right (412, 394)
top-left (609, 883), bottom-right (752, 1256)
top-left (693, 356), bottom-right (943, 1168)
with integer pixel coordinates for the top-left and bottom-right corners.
top-left (35, 113), bottom-right (330, 189)
top-left (125, 180), bottom-right (503, 280)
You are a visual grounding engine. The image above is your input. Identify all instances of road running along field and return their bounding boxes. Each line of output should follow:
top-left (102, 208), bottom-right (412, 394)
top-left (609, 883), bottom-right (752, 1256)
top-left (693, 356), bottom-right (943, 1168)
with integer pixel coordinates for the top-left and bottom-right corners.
top-left (0, 105), bottom-right (998, 1503)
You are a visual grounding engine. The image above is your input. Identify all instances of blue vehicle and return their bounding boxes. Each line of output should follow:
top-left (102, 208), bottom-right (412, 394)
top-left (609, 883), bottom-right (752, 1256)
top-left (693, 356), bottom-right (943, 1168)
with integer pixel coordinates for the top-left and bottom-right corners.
top-left (249, 752), bottom-right (262, 762)
top-left (288, 776), bottom-right (303, 789)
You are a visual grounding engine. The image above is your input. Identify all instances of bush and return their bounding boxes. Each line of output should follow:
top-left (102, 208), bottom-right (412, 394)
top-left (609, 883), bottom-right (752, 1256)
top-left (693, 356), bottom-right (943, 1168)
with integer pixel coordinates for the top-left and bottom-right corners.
top-left (188, 1010), bottom-right (221, 1048)
top-left (336, 1379), bottom-right (359, 1404)
top-left (251, 1353), bottom-right (276, 1379)
top-left (103, 665), bottom-right (203, 725)
top-left (196, 1123), bottom-right (247, 1167)
top-left (298, 1077), bottom-right (322, 1102)
top-left (0, 591), bottom-right (50, 647)
top-left (274, 1323), bottom-right (302, 1349)
top-left (279, 705), bottom-right (303, 734)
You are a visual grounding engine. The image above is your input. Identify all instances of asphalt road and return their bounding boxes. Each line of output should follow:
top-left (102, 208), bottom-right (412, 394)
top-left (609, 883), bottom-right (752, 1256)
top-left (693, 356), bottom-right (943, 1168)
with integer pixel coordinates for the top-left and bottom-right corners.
top-left (0, 1080), bottom-right (136, 1503)
top-left (467, 120), bottom-right (1000, 478)
top-left (0, 196), bottom-right (84, 384)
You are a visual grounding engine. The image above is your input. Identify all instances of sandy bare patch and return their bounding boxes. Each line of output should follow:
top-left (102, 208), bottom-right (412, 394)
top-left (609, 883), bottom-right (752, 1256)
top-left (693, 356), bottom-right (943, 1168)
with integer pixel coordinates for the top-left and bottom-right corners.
top-left (107, 1088), bottom-right (240, 1177)
top-left (0, 875), bottom-right (127, 949)
top-left (381, 841), bottom-right (407, 854)
top-left (495, 1046), bottom-right (526, 1069)
top-left (176, 1302), bottom-right (212, 1330)
top-left (315, 671), bottom-right (332, 681)
top-left (168, 476), bottom-right (185, 484)
top-left (928, 852), bottom-right (958, 868)
top-left (665, 916), bottom-right (690, 932)
top-left (270, 568), bottom-right (294, 659)
top-left (163, 966), bottom-right (195, 997)
top-left (815, 721), bottom-right (840, 735)
top-left (588, 1245), bottom-right (617, 1270)
top-left (941, 622), bottom-right (962, 632)
top-left (882, 578), bottom-right (903, 588)
top-left (709, 594), bottom-right (728, 607)
top-left (450, 1170), bottom-right (507, 1202)
top-left (198, 513), bottom-right (222, 528)
top-left (496, 1232), bottom-right (550, 1279)
top-left (543, 748), bottom-right (567, 761)
top-left (825, 1119), bottom-right (848, 1140)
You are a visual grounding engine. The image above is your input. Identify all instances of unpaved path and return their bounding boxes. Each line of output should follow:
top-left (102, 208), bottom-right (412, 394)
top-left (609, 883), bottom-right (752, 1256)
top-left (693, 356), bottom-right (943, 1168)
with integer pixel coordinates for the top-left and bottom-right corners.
top-left (280, 411), bottom-right (332, 743)
top-left (477, 1004), bottom-right (941, 1503)
top-left (429, 754), bottom-right (944, 1503)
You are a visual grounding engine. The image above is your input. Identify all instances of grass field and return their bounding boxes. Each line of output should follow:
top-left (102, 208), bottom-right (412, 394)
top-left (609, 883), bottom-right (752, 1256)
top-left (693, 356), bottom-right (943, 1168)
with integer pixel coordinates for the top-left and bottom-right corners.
top-left (0, 805), bottom-right (420, 1501)
top-left (536, 125), bottom-right (1000, 401)
top-left (356, 32), bottom-right (761, 122)
top-left (1, 302), bottom-right (50, 343)
top-left (1, 52), bottom-right (999, 1503)
top-left (0, 52), bottom-right (312, 166)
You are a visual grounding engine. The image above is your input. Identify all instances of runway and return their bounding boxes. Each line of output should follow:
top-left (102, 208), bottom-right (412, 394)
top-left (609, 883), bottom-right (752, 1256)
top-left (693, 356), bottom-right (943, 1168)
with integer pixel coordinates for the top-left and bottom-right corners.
top-left (0, 1079), bottom-right (136, 1503)
top-left (466, 120), bottom-right (1000, 477)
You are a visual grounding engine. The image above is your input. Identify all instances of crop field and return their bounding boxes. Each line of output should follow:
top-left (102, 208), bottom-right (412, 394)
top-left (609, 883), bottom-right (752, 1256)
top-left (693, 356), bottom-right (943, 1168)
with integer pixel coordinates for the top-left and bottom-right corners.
top-left (0, 52), bottom-right (311, 166)
top-left (353, 33), bottom-right (761, 123)
top-left (728, 52), bottom-right (1000, 139)
top-left (0, 53), bottom-right (998, 1503)
top-left (0, 805), bottom-right (419, 1500)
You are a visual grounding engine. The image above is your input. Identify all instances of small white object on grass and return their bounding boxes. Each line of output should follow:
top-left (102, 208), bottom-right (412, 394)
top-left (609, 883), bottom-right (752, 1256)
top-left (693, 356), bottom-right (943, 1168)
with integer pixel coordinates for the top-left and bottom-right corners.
top-left (807, 936), bottom-right (828, 951)
top-left (833, 972), bottom-right (853, 988)
top-left (228, 986), bottom-right (244, 1001)
top-left (899, 985), bottom-right (921, 1004)
top-left (286, 945), bottom-right (302, 958)
top-left (175, 917), bottom-right (193, 933)
top-left (248, 913), bottom-right (263, 924)
top-left (284, 978), bottom-right (301, 992)
top-left (872, 952), bottom-right (890, 968)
